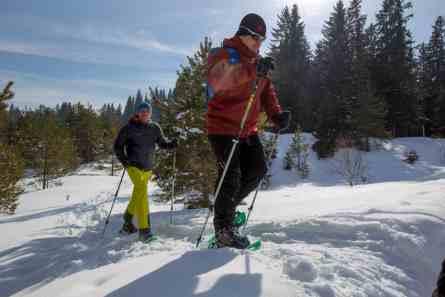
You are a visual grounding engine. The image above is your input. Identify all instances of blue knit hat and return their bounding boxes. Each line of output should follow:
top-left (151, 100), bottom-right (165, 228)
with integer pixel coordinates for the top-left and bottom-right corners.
top-left (136, 102), bottom-right (151, 113)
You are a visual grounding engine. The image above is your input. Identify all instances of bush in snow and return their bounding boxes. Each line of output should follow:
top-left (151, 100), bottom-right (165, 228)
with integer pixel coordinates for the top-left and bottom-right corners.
top-left (331, 148), bottom-right (368, 186)
top-left (260, 132), bottom-right (278, 189)
top-left (284, 127), bottom-right (310, 178)
top-left (283, 151), bottom-right (294, 171)
top-left (403, 149), bottom-right (419, 164)
top-left (292, 127), bottom-right (310, 178)
top-left (261, 132), bottom-right (278, 159)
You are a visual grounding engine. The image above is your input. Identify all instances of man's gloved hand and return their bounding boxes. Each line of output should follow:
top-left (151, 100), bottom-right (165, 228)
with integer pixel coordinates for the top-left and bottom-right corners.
top-left (433, 288), bottom-right (444, 297)
top-left (272, 111), bottom-right (291, 131)
top-left (257, 57), bottom-right (275, 77)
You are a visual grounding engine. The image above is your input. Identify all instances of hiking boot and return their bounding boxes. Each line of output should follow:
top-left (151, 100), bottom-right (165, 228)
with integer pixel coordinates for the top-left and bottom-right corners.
top-left (138, 228), bottom-right (155, 243)
top-left (119, 212), bottom-right (137, 235)
top-left (119, 221), bottom-right (137, 235)
top-left (215, 227), bottom-right (250, 249)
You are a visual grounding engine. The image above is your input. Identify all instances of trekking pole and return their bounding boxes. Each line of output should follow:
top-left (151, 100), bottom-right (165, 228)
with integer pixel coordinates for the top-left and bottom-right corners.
top-left (102, 168), bottom-right (126, 237)
top-left (170, 150), bottom-right (177, 224)
top-left (195, 82), bottom-right (263, 248)
top-left (242, 128), bottom-right (283, 233)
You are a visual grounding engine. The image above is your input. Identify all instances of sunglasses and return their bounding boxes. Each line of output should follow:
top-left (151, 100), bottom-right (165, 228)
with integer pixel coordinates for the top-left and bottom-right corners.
top-left (239, 25), bottom-right (266, 42)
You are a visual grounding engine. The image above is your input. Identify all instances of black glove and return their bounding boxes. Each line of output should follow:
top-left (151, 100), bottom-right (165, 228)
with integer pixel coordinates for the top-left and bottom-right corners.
top-left (272, 111), bottom-right (291, 131)
top-left (438, 280), bottom-right (445, 297)
top-left (168, 139), bottom-right (178, 150)
top-left (257, 57), bottom-right (275, 77)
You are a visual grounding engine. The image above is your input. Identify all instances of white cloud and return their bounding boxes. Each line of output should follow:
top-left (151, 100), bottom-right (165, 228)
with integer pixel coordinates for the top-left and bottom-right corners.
top-left (0, 13), bottom-right (191, 67)
top-left (269, 0), bottom-right (338, 18)
top-left (0, 39), bottom-right (116, 65)
top-left (51, 22), bottom-right (191, 56)
top-left (0, 41), bottom-right (46, 59)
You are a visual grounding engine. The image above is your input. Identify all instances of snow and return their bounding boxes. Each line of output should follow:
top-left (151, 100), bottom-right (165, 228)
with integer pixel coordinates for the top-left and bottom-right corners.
top-left (1, 135), bottom-right (445, 297)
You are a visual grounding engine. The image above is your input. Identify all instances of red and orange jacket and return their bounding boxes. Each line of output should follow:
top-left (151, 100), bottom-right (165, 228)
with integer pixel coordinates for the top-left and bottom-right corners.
top-left (206, 36), bottom-right (282, 138)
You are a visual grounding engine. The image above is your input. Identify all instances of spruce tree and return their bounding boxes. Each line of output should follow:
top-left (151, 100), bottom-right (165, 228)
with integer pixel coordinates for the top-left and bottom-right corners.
top-left (347, 0), bottom-right (388, 149)
top-left (134, 90), bottom-right (143, 110)
top-left (312, 1), bottom-right (351, 158)
top-left (372, 0), bottom-right (419, 137)
top-left (269, 4), bottom-right (312, 131)
top-left (99, 104), bottom-right (123, 175)
top-left (0, 81), bottom-right (14, 135)
top-left (419, 16), bottom-right (445, 136)
top-left (149, 87), bottom-right (170, 122)
top-left (122, 96), bottom-right (135, 123)
top-left (0, 143), bottom-right (23, 213)
top-left (417, 42), bottom-right (431, 136)
top-left (17, 108), bottom-right (78, 189)
top-left (0, 81), bottom-right (23, 213)
top-left (68, 103), bottom-right (103, 163)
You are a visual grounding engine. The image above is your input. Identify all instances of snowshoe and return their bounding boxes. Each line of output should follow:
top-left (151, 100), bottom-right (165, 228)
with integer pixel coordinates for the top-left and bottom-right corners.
top-left (233, 210), bottom-right (247, 228)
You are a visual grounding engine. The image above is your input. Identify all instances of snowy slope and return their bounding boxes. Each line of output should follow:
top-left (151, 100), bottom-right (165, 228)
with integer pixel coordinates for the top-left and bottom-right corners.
top-left (1, 136), bottom-right (445, 297)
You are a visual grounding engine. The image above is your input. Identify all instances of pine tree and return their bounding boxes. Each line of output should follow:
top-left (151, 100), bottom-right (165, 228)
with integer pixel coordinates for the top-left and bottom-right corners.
top-left (0, 81), bottom-right (23, 213)
top-left (134, 90), bottom-right (143, 110)
top-left (347, 0), bottom-right (388, 149)
top-left (153, 37), bottom-right (217, 207)
top-left (418, 16), bottom-right (445, 136)
top-left (149, 87), bottom-right (170, 122)
top-left (286, 126), bottom-right (310, 177)
top-left (17, 107), bottom-right (78, 189)
top-left (122, 96), bottom-right (135, 123)
top-left (372, 0), bottom-right (419, 137)
top-left (68, 103), bottom-right (103, 163)
top-left (0, 81), bottom-right (14, 135)
top-left (0, 143), bottom-right (23, 213)
top-left (99, 104), bottom-right (123, 175)
top-left (312, 1), bottom-right (351, 158)
top-left (269, 4), bottom-right (312, 131)
top-left (417, 42), bottom-right (431, 136)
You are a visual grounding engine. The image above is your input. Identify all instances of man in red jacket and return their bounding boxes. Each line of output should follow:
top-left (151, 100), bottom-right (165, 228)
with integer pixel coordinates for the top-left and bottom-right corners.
top-left (206, 13), bottom-right (290, 249)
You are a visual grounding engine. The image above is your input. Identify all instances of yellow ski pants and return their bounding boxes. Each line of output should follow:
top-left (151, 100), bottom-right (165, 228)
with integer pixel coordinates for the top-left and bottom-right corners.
top-left (126, 166), bottom-right (153, 229)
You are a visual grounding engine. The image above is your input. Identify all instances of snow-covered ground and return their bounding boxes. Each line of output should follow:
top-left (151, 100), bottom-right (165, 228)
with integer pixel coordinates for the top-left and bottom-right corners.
top-left (1, 135), bottom-right (444, 297)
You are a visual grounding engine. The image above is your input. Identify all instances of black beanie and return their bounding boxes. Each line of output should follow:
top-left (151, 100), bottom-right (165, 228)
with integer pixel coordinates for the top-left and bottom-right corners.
top-left (236, 13), bottom-right (266, 38)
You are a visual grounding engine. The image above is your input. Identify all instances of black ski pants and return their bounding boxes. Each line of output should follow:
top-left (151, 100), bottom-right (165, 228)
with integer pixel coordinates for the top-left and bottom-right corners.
top-left (208, 134), bottom-right (267, 231)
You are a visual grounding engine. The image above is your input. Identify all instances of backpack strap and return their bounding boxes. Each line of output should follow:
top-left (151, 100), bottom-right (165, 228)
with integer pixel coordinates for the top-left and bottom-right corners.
top-left (206, 47), bottom-right (241, 103)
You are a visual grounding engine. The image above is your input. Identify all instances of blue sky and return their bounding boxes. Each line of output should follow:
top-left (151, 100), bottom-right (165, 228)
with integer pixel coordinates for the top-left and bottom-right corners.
top-left (1, 0), bottom-right (443, 108)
